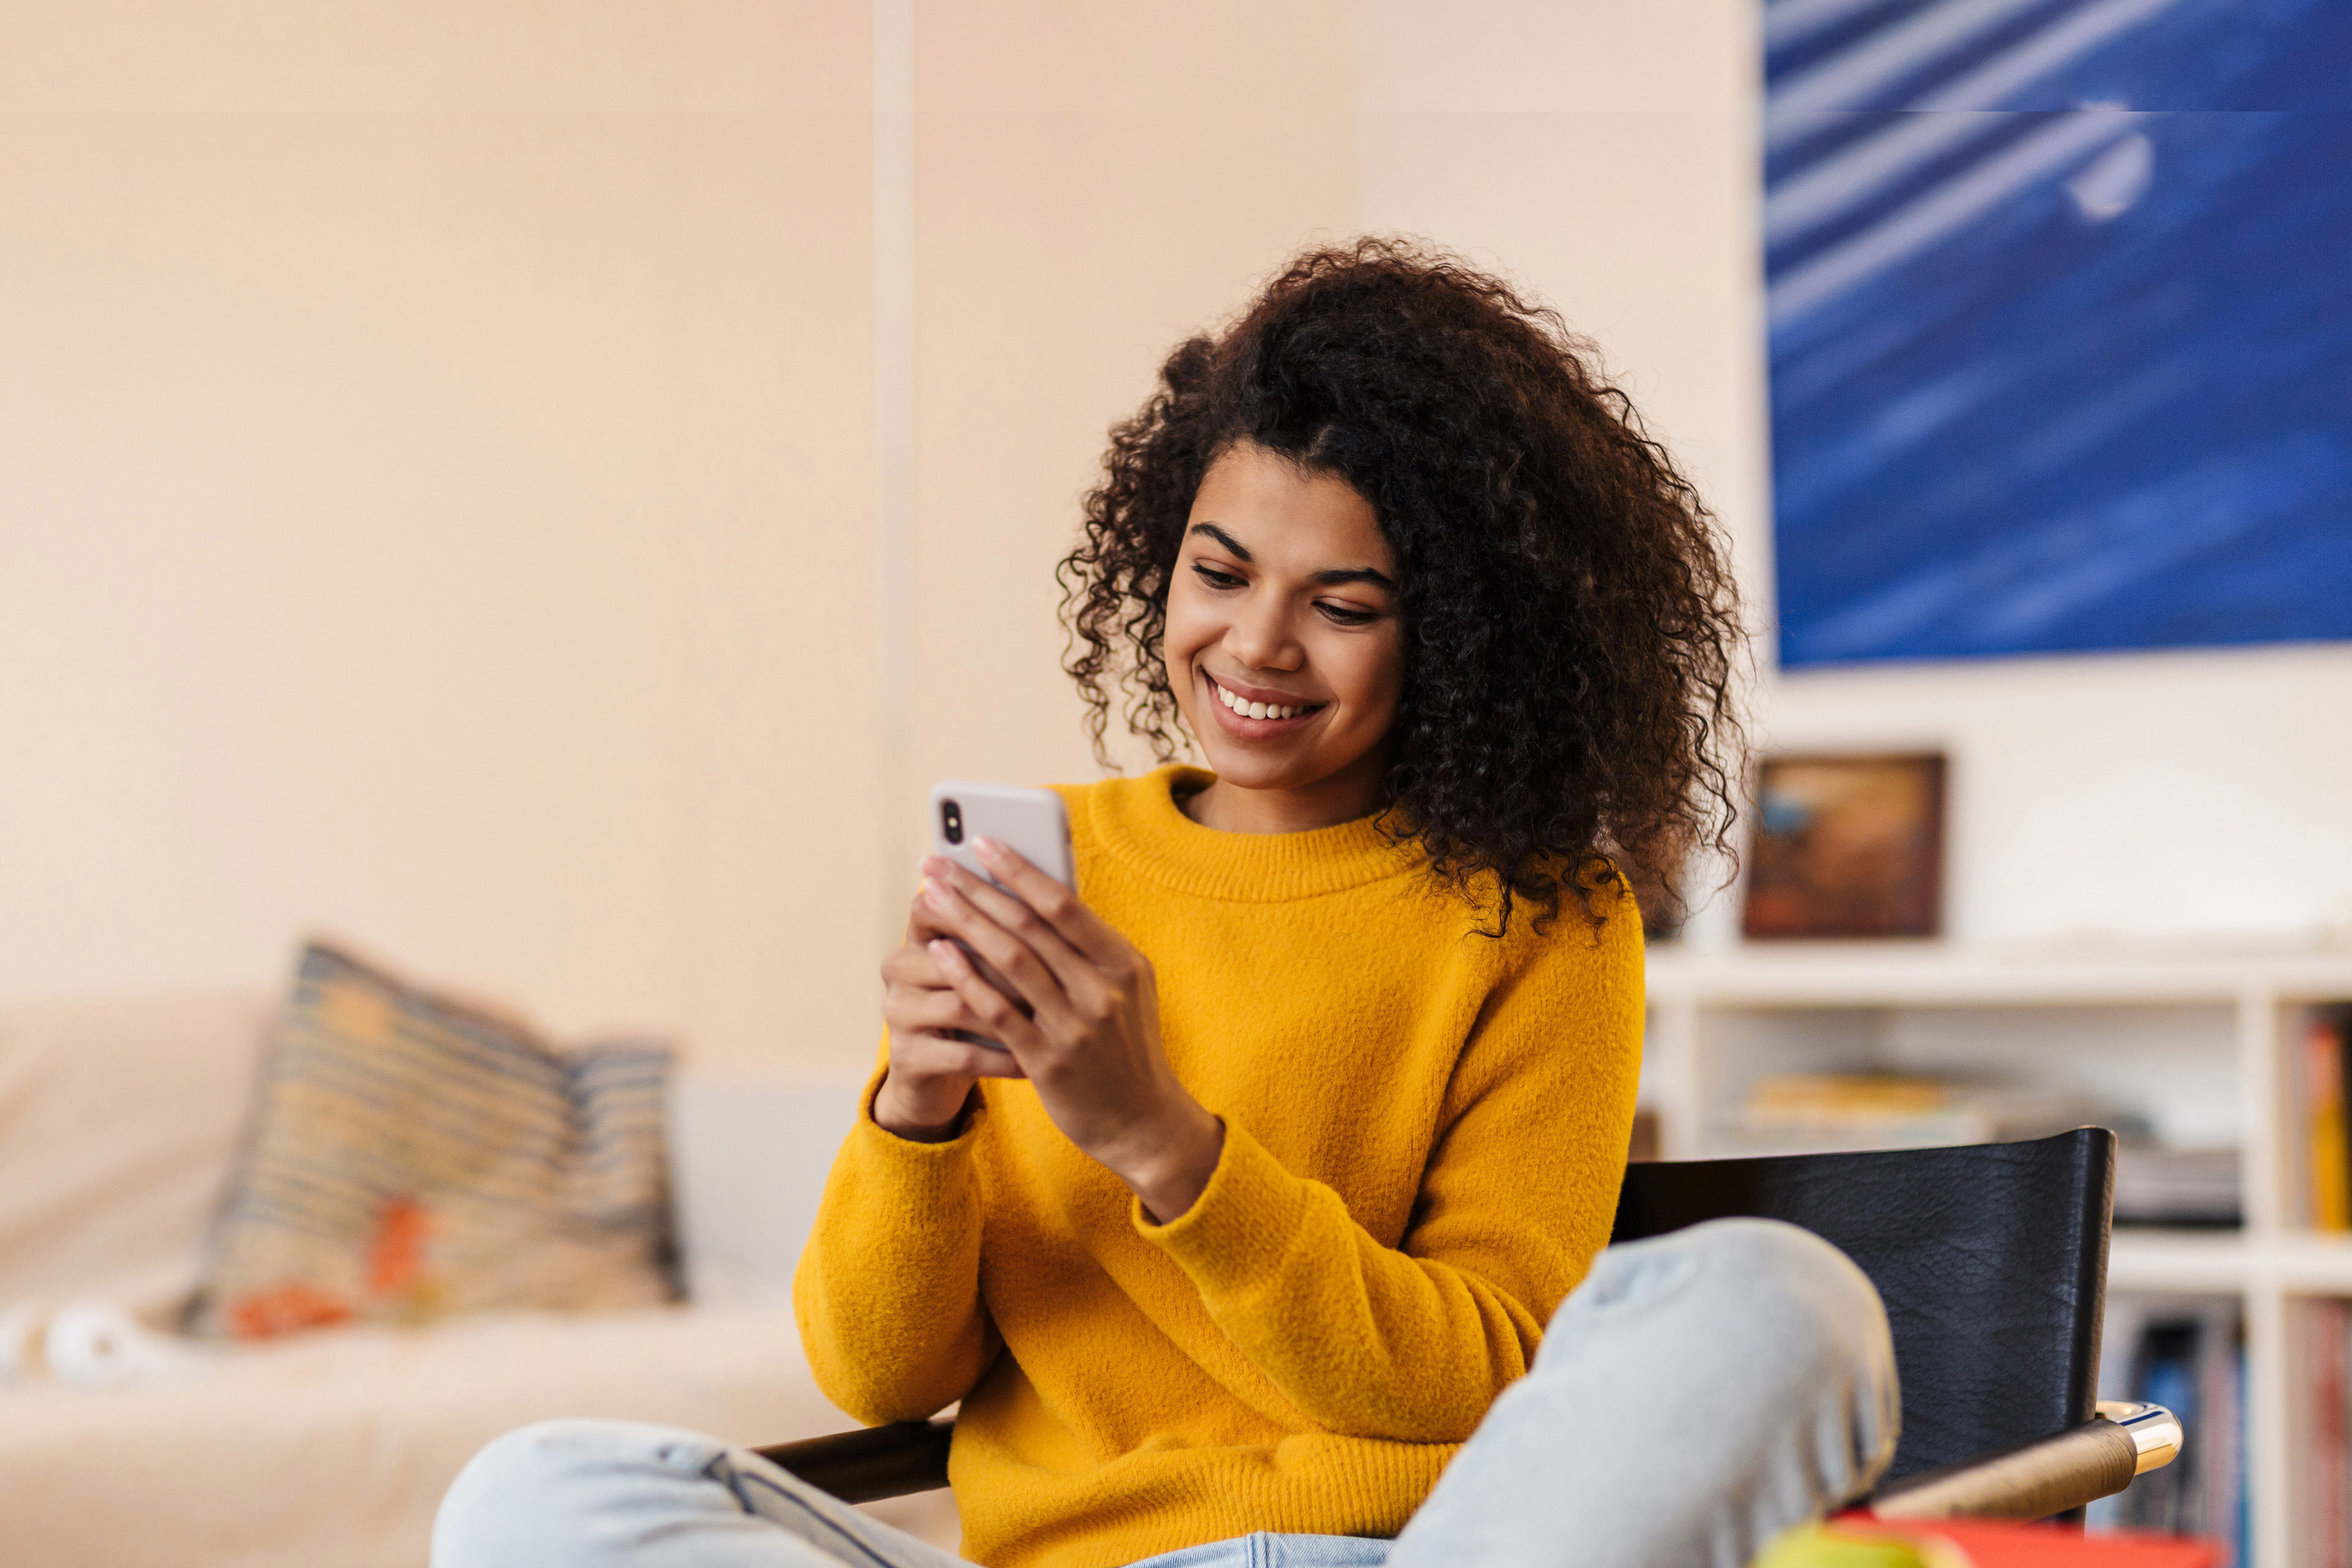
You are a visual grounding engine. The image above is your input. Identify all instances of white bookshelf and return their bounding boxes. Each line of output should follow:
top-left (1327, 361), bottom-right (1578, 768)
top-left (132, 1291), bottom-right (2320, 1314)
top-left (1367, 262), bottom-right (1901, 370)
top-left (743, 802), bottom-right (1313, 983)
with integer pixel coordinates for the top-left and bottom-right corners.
top-left (1637, 943), bottom-right (2352, 1567)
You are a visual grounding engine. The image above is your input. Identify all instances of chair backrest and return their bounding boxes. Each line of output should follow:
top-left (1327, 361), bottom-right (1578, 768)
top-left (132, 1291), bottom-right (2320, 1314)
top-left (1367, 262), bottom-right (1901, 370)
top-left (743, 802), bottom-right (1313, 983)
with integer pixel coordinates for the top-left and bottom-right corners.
top-left (1610, 1127), bottom-right (2115, 1483)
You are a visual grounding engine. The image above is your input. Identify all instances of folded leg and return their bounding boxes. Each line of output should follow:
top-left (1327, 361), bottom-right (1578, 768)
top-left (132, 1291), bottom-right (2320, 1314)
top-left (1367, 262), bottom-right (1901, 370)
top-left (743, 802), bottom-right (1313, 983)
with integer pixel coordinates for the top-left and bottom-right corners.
top-left (1387, 1216), bottom-right (1900, 1568)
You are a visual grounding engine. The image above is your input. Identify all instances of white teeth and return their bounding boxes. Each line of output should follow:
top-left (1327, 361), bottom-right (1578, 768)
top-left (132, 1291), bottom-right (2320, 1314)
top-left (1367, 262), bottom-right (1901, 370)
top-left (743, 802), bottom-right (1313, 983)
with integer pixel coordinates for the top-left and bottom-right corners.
top-left (1213, 680), bottom-right (1310, 721)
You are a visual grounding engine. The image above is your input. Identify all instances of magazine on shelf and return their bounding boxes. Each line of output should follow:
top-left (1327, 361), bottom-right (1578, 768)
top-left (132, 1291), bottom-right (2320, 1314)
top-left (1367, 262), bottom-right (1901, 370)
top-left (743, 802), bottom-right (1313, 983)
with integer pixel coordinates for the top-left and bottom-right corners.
top-left (2302, 1298), bottom-right (2350, 1568)
top-left (2092, 1297), bottom-right (2245, 1566)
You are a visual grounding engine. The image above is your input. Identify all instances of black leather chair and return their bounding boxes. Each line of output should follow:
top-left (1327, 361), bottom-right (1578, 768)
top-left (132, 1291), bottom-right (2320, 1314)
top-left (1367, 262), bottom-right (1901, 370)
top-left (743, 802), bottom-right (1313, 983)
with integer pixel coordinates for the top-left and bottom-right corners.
top-left (758, 1128), bottom-right (2180, 1524)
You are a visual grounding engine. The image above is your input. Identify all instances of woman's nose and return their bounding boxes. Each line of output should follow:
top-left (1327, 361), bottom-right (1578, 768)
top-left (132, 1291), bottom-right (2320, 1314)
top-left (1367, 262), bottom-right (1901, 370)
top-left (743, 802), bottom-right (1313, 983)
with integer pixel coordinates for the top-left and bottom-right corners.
top-left (1224, 600), bottom-right (1301, 671)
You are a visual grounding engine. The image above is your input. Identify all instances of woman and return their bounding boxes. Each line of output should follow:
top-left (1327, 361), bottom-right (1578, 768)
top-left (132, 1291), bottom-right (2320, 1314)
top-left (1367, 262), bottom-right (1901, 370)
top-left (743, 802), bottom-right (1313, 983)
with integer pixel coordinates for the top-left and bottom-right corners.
top-left (435, 241), bottom-right (1898, 1568)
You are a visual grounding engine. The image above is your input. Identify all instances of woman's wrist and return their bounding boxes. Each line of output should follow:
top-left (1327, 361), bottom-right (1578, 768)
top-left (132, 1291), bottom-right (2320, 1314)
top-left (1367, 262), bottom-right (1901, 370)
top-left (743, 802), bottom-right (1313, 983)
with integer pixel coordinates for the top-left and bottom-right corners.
top-left (1118, 1101), bottom-right (1226, 1225)
top-left (873, 1072), bottom-right (972, 1143)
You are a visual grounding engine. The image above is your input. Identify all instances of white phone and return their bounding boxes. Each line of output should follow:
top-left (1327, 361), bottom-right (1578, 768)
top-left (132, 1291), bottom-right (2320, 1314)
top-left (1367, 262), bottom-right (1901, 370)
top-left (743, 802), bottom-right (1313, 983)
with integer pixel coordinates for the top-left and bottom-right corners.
top-left (929, 781), bottom-right (1075, 893)
top-left (927, 782), bottom-right (1074, 1051)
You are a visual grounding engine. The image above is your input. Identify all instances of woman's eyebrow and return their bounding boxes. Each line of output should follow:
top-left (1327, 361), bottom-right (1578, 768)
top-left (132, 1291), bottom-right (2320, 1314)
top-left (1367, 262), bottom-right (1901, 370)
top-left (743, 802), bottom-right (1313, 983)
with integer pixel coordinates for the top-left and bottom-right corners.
top-left (1188, 522), bottom-right (1252, 560)
top-left (1189, 523), bottom-right (1392, 591)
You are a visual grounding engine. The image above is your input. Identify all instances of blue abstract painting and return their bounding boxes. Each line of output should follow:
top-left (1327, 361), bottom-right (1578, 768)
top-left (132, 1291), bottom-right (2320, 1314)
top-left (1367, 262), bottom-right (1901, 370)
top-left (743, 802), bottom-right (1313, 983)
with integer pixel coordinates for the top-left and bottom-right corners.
top-left (1765, 0), bottom-right (2352, 667)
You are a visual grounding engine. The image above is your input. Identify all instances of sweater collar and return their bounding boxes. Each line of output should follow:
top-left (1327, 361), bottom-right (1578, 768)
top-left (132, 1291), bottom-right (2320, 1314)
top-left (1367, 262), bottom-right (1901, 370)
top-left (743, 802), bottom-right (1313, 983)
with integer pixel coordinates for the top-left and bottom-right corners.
top-left (1079, 765), bottom-right (1425, 903)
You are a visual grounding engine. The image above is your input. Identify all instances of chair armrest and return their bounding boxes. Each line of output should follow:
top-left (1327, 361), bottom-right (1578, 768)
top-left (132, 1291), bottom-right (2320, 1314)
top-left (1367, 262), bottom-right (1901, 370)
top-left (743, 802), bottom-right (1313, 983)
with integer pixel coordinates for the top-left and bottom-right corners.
top-left (764, 1401), bottom-right (2182, 1520)
top-left (1868, 1402), bottom-right (2184, 1522)
top-left (751, 1420), bottom-right (956, 1504)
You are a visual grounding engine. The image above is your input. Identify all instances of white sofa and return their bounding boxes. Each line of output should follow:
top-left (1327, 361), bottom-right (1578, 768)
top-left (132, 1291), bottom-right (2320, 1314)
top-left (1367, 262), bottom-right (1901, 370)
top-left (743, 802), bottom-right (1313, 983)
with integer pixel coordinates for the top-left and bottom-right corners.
top-left (0, 987), bottom-right (956, 1566)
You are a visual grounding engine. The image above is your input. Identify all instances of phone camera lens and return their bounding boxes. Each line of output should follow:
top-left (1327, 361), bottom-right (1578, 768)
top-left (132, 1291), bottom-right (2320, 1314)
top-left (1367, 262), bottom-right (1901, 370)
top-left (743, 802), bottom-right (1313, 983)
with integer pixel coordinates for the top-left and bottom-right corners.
top-left (941, 800), bottom-right (963, 845)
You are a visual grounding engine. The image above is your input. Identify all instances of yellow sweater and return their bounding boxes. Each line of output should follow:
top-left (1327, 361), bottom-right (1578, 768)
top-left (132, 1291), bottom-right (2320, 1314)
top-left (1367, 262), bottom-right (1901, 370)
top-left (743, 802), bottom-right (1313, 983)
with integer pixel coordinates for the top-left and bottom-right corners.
top-left (794, 767), bottom-right (1644, 1568)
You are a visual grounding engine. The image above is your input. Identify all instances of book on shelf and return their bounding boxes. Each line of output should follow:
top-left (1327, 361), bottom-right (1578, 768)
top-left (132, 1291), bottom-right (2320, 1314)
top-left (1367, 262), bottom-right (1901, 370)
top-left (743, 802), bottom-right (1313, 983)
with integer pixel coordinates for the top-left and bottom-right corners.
top-left (2111, 1147), bottom-right (2242, 1230)
top-left (2090, 1297), bottom-right (2245, 1567)
top-left (1711, 1073), bottom-right (2103, 1156)
top-left (2304, 1297), bottom-right (2350, 1568)
top-left (1709, 1076), bottom-right (2242, 1224)
top-left (2304, 1008), bottom-right (2352, 1232)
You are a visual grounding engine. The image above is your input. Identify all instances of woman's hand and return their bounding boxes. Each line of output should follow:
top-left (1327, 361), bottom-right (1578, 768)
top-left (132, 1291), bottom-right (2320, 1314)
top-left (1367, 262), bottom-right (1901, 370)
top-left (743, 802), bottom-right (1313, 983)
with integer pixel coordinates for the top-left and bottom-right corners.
top-left (874, 898), bottom-right (1031, 1142)
top-left (914, 839), bottom-right (1224, 1223)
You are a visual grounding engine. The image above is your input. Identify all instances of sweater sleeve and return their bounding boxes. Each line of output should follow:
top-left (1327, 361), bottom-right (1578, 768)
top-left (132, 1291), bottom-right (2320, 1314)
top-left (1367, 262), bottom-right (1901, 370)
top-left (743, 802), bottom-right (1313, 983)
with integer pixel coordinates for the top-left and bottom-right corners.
top-left (791, 1050), bottom-right (997, 1425)
top-left (1133, 899), bottom-right (1644, 1442)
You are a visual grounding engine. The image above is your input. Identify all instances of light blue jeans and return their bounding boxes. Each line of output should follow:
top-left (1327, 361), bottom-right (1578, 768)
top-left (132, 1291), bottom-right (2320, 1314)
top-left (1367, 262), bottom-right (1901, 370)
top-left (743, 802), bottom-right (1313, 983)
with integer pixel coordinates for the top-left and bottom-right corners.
top-left (433, 1218), bottom-right (1899, 1568)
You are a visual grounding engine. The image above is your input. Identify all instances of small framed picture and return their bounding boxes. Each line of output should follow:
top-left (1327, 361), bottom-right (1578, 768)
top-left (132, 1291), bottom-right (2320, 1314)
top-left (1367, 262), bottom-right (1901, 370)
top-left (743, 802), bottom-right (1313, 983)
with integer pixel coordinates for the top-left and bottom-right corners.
top-left (1743, 753), bottom-right (1946, 940)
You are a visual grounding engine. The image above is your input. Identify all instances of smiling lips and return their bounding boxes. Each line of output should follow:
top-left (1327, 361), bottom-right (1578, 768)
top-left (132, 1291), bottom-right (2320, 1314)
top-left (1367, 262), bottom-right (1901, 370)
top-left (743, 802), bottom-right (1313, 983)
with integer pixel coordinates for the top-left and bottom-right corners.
top-left (1207, 673), bottom-right (1322, 727)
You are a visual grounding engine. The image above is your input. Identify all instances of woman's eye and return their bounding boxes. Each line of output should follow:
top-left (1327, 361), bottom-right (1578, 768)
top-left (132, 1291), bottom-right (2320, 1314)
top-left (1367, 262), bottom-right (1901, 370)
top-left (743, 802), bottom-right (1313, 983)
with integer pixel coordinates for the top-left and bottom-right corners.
top-left (1191, 563), bottom-right (1245, 590)
top-left (1317, 601), bottom-right (1381, 627)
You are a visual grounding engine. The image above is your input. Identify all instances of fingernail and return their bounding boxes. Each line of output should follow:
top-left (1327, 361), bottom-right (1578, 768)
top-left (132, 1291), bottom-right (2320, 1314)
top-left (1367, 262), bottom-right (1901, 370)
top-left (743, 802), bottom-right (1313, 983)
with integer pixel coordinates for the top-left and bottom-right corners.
top-left (974, 837), bottom-right (1006, 863)
top-left (921, 855), bottom-right (951, 877)
top-left (929, 938), bottom-right (959, 964)
top-left (923, 880), bottom-right (953, 911)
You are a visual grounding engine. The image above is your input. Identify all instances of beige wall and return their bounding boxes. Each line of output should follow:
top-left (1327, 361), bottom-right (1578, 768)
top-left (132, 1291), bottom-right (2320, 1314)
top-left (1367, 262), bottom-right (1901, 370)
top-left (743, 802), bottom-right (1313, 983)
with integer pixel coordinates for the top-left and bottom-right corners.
top-left (5, 2), bottom-right (2345, 1070)
top-left (0, 6), bottom-right (885, 1066)
top-left (0, 2), bottom-right (1362, 1069)
top-left (0, 2), bottom-right (860, 113)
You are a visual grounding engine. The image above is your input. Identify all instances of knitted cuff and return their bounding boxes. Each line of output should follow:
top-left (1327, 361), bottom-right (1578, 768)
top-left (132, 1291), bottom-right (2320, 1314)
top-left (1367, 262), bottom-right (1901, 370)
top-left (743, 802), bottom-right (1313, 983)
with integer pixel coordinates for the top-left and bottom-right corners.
top-left (1132, 1118), bottom-right (1308, 1302)
top-left (851, 1063), bottom-right (987, 1186)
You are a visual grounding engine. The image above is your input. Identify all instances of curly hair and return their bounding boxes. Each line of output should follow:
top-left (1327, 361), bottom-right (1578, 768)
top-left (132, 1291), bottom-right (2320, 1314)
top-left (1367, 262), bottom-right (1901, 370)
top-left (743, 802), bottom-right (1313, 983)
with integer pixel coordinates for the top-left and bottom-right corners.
top-left (1058, 238), bottom-right (1746, 932)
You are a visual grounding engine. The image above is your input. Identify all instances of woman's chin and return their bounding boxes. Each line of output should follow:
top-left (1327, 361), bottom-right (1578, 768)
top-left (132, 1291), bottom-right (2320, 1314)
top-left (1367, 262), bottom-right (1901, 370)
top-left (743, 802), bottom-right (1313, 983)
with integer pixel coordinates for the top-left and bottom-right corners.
top-left (1193, 741), bottom-right (1323, 794)
top-left (1199, 760), bottom-right (1280, 792)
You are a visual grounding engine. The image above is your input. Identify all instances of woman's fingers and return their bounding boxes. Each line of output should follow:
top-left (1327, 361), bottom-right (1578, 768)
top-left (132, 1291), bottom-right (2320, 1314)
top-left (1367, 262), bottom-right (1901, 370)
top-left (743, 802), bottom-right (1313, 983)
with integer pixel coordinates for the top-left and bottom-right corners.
top-left (883, 979), bottom-right (993, 1038)
top-left (903, 890), bottom-right (953, 944)
top-left (963, 842), bottom-right (1150, 1027)
top-left (880, 941), bottom-right (952, 990)
top-left (923, 857), bottom-right (1091, 995)
top-left (971, 838), bottom-right (1131, 970)
top-left (892, 1030), bottom-right (1028, 1080)
top-left (885, 980), bottom-right (1029, 1079)
top-left (927, 938), bottom-right (1053, 1057)
top-left (920, 873), bottom-right (1078, 1026)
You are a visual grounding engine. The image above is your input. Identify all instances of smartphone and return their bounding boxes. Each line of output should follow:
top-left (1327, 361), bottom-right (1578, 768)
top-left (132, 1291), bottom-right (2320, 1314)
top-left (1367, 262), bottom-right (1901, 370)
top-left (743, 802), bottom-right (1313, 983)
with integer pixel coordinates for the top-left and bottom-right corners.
top-left (927, 782), bottom-right (1075, 1052)
top-left (929, 781), bottom-right (1075, 893)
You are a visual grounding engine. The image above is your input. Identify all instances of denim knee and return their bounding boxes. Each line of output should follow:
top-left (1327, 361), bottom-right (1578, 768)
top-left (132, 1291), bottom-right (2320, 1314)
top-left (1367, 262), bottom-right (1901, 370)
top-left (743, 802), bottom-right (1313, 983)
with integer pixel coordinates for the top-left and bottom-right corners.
top-left (443, 1417), bottom-right (656, 1512)
top-left (1688, 1219), bottom-right (1888, 1379)
top-left (1560, 1218), bottom-right (1896, 1411)
top-left (432, 1418), bottom-right (728, 1568)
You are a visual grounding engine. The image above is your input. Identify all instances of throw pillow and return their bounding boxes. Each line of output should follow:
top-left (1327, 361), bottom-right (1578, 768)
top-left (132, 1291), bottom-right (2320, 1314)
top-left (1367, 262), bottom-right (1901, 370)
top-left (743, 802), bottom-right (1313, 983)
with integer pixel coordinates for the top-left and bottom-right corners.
top-left (185, 942), bottom-right (677, 1338)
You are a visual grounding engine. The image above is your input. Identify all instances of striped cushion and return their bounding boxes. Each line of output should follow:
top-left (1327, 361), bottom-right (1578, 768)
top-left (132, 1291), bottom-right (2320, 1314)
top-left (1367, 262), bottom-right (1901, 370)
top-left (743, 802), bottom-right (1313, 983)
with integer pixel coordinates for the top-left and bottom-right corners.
top-left (187, 944), bottom-right (676, 1338)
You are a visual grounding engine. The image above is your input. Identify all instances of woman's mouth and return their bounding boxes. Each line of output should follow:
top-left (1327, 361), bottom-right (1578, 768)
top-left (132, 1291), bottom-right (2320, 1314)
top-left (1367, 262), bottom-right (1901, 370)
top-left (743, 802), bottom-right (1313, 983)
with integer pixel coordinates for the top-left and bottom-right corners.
top-left (1205, 672), bottom-right (1324, 733)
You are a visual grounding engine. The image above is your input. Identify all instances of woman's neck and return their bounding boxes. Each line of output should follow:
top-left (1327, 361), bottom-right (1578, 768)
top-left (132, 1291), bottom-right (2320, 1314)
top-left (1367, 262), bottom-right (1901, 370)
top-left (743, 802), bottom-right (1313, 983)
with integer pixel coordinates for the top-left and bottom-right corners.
top-left (1179, 750), bottom-right (1389, 835)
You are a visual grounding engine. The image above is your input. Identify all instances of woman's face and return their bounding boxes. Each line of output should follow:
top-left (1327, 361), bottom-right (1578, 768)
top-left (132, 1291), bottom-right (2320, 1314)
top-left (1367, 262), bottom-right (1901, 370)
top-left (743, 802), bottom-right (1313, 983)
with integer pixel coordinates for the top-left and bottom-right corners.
top-left (1163, 442), bottom-right (1404, 825)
